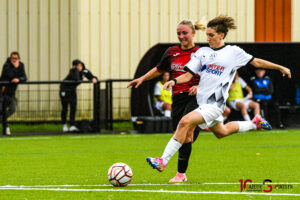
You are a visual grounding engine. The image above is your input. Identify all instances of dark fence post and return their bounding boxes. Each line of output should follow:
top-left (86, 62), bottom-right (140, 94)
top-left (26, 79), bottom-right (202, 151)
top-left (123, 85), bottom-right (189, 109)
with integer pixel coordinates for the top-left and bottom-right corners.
top-left (105, 80), bottom-right (113, 130)
top-left (2, 96), bottom-right (7, 135)
top-left (109, 80), bottom-right (113, 130)
top-left (105, 80), bottom-right (109, 130)
top-left (93, 81), bottom-right (101, 132)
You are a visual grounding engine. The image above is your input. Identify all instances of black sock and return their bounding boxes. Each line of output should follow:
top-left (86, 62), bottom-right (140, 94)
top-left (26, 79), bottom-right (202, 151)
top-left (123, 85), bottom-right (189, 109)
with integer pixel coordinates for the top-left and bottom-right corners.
top-left (178, 142), bottom-right (192, 174)
top-left (193, 126), bottom-right (201, 142)
top-left (177, 127), bottom-right (200, 173)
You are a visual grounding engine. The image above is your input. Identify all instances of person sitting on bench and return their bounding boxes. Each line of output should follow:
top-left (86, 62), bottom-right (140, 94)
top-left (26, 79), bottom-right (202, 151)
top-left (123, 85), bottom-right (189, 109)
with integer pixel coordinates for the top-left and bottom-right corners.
top-left (153, 72), bottom-right (172, 117)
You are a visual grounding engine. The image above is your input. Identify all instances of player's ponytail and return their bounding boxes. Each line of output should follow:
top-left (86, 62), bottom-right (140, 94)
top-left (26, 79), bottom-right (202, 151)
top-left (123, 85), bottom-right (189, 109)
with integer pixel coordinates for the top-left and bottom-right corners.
top-left (207, 15), bottom-right (236, 38)
top-left (178, 17), bottom-right (206, 32)
top-left (194, 17), bottom-right (207, 31)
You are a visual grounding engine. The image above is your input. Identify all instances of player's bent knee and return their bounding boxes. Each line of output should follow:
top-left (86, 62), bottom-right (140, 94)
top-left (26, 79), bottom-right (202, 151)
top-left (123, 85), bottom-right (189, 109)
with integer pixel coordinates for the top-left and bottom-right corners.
top-left (213, 128), bottom-right (229, 139)
top-left (214, 133), bottom-right (224, 139)
top-left (178, 117), bottom-right (192, 128)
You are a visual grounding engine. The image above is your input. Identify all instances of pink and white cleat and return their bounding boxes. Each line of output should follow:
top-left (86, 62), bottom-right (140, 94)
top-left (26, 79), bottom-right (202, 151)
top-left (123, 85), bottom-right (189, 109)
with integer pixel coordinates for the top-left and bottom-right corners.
top-left (252, 114), bottom-right (272, 130)
top-left (169, 172), bottom-right (187, 183)
top-left (146, 157), bottom-right (167, 172)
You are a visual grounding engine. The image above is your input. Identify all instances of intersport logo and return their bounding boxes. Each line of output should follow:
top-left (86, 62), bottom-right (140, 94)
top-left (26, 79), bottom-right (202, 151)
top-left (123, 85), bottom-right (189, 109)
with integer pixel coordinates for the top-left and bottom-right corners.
top-left (200, 64), bottom-right (224, 76)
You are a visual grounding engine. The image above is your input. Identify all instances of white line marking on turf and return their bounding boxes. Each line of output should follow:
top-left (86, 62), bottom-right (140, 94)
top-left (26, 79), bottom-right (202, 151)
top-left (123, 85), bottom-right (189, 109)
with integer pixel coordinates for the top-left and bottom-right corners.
top-left (1, 182), bottom-right (299, 188)
top-left (0, 137), bottom-right (52, 141)
top-left (0, 187), bottom-right (298, 196)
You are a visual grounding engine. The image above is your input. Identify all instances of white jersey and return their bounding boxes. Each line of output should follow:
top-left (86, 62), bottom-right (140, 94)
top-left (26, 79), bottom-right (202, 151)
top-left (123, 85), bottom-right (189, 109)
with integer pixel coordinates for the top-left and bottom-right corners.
top-left (185, 45), bottom-right (253, 111)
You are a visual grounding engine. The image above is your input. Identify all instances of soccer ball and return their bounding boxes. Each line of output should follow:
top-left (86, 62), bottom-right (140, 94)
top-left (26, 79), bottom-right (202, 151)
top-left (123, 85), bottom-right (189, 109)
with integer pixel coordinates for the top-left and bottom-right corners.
top-left (108, 163), bottom-right (133, 187)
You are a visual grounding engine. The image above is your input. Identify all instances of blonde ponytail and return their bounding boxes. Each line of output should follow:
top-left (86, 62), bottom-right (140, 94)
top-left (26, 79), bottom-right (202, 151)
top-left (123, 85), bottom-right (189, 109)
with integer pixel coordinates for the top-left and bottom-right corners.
top-left (178, 16), bottom-right (207, 32)
top-left (194, 16), bottom-right (207, 31)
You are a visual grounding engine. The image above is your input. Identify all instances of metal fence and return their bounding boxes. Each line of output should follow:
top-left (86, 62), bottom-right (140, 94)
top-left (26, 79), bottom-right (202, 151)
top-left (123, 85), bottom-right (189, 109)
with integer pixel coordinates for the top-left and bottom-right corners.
top-left (104, 79), bottom-right (132, 130)
top-left (0, 80), bottom-right (100, 135)
top-left (0, 79), bottom-right (132, 134)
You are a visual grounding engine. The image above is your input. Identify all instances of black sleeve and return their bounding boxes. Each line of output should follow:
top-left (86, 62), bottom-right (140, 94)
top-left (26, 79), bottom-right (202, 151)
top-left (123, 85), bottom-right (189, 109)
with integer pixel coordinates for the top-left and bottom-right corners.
top-left (19, 63), bottom-right (27, 82)
top-left (82, 69), bottom-right (97, 80)
top-left (184, 66), bottom-right (196, 76)
top-left (0, 65), bottom-right (8, 94)
top-left (65, 68), bottom-right (80, 81)
top-left (0, 64), bottom-right (9, 81)
top-left (156, 48), bottom-right (171, 71)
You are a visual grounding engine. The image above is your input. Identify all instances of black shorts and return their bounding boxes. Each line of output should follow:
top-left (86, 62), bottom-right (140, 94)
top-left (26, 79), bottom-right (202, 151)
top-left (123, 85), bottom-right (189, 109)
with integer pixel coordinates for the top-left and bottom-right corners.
top-left (171, 92), bottom-right (199, 131)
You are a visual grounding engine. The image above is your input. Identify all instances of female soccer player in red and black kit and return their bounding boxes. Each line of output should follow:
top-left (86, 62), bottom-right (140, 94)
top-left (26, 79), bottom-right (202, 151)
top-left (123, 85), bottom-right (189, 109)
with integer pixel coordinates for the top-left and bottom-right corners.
top-left (127, 19), bottom-right (205, 182)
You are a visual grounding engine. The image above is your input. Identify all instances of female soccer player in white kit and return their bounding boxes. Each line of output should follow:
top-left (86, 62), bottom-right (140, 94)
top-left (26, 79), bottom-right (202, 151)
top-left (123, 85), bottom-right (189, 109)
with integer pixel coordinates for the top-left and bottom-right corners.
top-left (146, 15), bottom-right (291, 172)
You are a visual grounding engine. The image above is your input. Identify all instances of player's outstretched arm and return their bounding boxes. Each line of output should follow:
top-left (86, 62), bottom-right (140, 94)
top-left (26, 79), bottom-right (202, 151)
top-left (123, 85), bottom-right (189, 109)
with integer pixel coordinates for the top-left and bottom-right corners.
top-left (250, 58), bottom-right (291, 78)
top-left (127, 67), bottom-right (162, 88)
top-left (163, 72), bottom-right (193, 90)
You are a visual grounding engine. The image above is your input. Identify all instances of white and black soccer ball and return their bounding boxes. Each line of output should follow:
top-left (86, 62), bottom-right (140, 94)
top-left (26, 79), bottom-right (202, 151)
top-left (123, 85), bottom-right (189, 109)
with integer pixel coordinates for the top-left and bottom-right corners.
top-left (107, 163), bottom-right (133, 187)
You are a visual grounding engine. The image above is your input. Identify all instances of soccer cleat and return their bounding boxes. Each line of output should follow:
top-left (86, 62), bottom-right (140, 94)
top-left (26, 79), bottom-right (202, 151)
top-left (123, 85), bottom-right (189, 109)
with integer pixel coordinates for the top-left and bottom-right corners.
top-left (146, 157), bottom-right (167, 172)
top-left (69, 126), bottom-right (79, 132)
top-left (252, 114), bottom-right (272, 130)
top-left (5, 127), bottom-right (11, 136)
top-left (169, 172), bottom-right (187, 183)
top-left (62, 124), bottom-right (69, 132)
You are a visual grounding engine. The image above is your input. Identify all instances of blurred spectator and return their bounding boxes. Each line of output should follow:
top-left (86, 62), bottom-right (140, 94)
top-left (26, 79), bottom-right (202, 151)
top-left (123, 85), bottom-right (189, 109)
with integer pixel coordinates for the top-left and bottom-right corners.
top-left (227, 73), bottom-right (260, 121)
top-left (0, 51), bottom-right (27, 135)
top-left (60, 59), bottom-right (97, 132)
top-left (250, 68), bottom-right (284, 128)
top-left (153, 72), bottom-right (172, 117)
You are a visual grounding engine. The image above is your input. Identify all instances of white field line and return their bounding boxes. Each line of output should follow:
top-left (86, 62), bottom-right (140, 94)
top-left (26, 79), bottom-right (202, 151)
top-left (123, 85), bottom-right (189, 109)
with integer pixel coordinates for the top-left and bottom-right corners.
top-left (0, 137), bottom-right (52, 141)
top-left (0, 182), bottom-right (299, 188)
top-left (0, 187), bottom-right (299, 196)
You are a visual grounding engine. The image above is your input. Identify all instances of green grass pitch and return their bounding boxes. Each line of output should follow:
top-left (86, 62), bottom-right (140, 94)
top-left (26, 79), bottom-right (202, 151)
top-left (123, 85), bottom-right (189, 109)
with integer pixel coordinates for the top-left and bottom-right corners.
top-left (0, 129), bottom-right (300, 199)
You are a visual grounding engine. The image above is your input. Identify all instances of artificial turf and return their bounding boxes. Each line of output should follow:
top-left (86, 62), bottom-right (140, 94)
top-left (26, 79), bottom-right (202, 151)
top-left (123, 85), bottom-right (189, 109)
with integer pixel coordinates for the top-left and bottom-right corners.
top-left (0, 129), bottom-right (299, 199)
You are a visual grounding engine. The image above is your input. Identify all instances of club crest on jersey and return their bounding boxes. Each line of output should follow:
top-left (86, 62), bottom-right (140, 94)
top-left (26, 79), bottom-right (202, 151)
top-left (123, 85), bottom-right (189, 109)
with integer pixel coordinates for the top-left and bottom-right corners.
top-left (209, 53), bottom-right (217, 61)
top-left (201, 64), bottom-right (224, 76)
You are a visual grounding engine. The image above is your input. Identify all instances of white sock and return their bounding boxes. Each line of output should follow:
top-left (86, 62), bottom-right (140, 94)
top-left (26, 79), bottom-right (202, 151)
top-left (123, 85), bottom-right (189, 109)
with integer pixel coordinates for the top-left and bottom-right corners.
top-left (243, 114), bottom-right (251, 121)
top-left (161, 138), bottom-right (182, 165)
top-left (164, 110), bottom-right (171, 117)
top-left (237, 121), bottom-right (257, 132)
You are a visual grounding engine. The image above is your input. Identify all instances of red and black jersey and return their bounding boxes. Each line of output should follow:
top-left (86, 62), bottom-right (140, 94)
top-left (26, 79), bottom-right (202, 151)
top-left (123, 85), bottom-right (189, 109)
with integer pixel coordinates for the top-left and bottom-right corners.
top-left (156, 45), bottom-right (200, 95)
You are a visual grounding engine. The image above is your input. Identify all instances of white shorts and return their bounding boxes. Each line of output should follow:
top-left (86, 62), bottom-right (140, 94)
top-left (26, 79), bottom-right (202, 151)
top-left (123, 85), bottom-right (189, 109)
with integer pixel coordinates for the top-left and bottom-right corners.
top-left (195, 104), bottom-right (224, 129)
top-left (154, 101), bottom-right (164, 114)
top-left (228, 98), bottom-right (252, 111)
